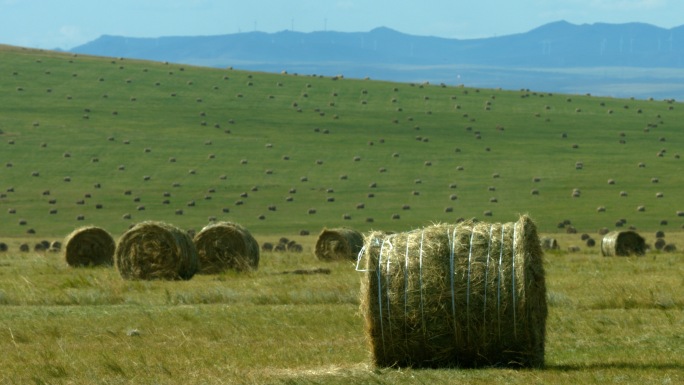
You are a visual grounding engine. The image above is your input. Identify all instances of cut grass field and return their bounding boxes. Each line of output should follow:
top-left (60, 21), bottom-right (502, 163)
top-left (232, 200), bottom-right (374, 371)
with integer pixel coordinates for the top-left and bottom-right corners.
top-left (1, 45), bottom-right (684, 241)
top-left (0, 240), bottom-right (681, 384)
top-left (0, 45), bottom-right (682, 384)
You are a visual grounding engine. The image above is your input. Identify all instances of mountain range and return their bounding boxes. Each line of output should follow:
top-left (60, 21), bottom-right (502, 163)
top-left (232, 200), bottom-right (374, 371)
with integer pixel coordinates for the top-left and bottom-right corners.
top-left (70, 21), bottom-right (684, 99)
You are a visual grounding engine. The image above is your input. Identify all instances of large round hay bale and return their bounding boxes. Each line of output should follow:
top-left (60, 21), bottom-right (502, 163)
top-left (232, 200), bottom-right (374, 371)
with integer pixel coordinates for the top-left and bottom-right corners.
top-left (193, 221), bottom-right (259, 274)
top-left (64, 226), bottom-right (115, 267)
top-left (358, 215), bottom-right (547, 368)
top-left (600, 231), bottom-right (646, 256)
top-left (115, 221), bottom-right (198, 280)
top-left (315, 227), bottom-right (364, 261)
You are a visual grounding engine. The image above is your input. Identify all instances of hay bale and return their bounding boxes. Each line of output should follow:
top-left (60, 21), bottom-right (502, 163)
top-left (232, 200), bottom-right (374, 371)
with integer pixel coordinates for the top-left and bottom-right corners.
top-left (262, 242), bottom-right (274, 252)
top-left (600, 231), bottom-right (646, 257)
top-left (540, 237), bottom-right (559, 251)
top-left (0, 242), bottom-right (7, 252)
top-left (193, 222), bottom-right (259, 274)
top-left (64, 226), bottom-right (115, 267)
top-left (315, 228), bottom-right (364, 261)
top-left (115, 221), bottom-right (198, 280)
top-left (358, 215), bottom-right (547, 368)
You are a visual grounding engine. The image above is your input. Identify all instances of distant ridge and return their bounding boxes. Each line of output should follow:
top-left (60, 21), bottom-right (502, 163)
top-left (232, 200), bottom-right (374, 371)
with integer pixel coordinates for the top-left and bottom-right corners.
top-left (70, 21), bottom-right (684, 99)
top-left (72, 21), bottom-right (684, 68)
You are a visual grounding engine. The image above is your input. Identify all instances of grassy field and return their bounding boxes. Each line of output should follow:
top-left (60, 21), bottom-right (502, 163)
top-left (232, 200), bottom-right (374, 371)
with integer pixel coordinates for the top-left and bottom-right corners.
top-left (0, 238), bottom-right (681, 384)
top-left (1, 44), bottom-right (684, 242)
top-left (0, 45), bottom-right (682, 384)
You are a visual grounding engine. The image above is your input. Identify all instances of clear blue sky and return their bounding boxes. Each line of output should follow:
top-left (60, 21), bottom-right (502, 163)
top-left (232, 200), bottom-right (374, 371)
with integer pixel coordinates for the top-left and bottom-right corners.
top-left (1, 0), bottom-right (682, 49)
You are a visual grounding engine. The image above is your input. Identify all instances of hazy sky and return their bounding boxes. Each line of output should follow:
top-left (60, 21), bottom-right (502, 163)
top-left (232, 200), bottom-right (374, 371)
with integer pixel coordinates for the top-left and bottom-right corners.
top-left (1, 0), bottom-right (683, 49)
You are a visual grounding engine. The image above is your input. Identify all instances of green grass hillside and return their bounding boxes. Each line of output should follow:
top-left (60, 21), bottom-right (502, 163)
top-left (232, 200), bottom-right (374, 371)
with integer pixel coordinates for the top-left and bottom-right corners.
top-left (1, 45), bottom-right (683, 239)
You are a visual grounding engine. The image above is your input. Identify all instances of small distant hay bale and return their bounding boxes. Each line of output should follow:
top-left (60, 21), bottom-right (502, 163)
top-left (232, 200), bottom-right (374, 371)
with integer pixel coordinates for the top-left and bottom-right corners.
top-left (654, 238), bottom-right (666, 250)
top-left (115, 221), bottom-right (198, 280)
top-left (601, 231), bottom-right (646, 257)
top-left (19, 243), bottom-right (29, 252)
top-left (0, 242), bottom-right (8, 252)
top-left (663, 244), bottom-right (677, 253)
top-left (193, 222), bottom-right (259, 274)
top-left (64, 226), bottom-right (115, 267)
top-left (358, 215), bottom-right (547, 368)
top-left (540, 237), bottom-right (559, 251)
top-left (315, 228), bottom-right (364, 261)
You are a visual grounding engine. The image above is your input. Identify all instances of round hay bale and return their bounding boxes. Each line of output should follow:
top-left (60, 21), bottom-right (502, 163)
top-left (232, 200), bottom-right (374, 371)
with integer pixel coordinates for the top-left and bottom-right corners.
top-left (0, 242), bottom-right (8, 252)
top-left (193, 221), bottom-right (259, 274)
top-left (654, 238), bottom-right (666, 250)
top-left (262, 242), bottom-right (274, 252)
top-left (358, 215), bottom-right (547, 368)
top-left (540, 237), bottom-right (559, 251)
top-left (600, 231), bottom-right (646, 257)
top-left (115, 221), bottom-right (198, 280)
top-left (64, 226), bottom-right (115, 267)
top-left (50, 241), bottom-right (62, 252)
top-left (315, 228), bottom-right (364, 261)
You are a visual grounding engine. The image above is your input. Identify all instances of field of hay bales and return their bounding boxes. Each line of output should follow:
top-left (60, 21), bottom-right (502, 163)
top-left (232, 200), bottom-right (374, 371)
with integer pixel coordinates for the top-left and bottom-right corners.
top-left (2, 45), bottom-right (684, 240)
top-left (0, 236), bottom-right (681, 384)
top-left (0, 46), bottom-right (682, 383)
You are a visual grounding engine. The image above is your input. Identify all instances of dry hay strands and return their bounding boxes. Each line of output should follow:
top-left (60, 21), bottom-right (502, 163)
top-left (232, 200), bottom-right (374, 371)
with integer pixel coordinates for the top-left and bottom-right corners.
top-left (115, 221), bottom-right (198, 280)
top-left (600, 230), bottom-right (646, 257)
top-left (357, 215), bottom-right (547, 368)
top-left (193, 221), bottom-right (259, 274)
top-left (64, 226), bottom-right (115, 267)
top-left (315, 227), bottom-right (364, 261)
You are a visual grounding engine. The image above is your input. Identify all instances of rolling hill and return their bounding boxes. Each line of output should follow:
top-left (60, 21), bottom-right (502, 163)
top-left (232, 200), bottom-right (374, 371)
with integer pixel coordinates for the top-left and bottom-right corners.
top-left (1, 44), bottom-right (683, 239)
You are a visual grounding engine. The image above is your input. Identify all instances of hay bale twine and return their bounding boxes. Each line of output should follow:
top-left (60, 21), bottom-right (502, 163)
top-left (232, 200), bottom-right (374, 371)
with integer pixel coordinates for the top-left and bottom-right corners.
top-left (115, 221), bottom-right (198, 280)
top-left (358, 215), bottom-right (547, 368)
top-left (64, 226), bottom-right (115, 267)
top-left (600, 231), bottom-right (646, 257)
top-left (315, 228), bottom-right (364, 261)
top-left (193, 221), bottom-right (259, 274)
